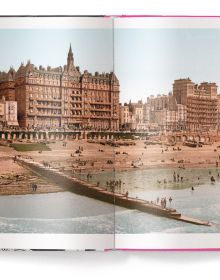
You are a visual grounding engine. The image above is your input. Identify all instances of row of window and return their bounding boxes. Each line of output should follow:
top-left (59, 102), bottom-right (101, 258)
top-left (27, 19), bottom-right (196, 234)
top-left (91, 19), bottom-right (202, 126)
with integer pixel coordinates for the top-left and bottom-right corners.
top-left (30, 94), bottom-right (61, 99)
top-left (29, 87), bottom-right (60, 93)
top-left (36, 109), bottom-right (61, 115)
top-left (29, 79), bottom-right (60, 86)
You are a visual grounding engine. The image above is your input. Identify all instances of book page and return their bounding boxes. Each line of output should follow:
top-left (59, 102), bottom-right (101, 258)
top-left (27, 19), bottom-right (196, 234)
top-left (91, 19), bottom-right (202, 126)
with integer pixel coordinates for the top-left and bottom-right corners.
top-left (114, 16), bottom-right (220, 250)
top-left (0, 16), bottom-right (116, 251)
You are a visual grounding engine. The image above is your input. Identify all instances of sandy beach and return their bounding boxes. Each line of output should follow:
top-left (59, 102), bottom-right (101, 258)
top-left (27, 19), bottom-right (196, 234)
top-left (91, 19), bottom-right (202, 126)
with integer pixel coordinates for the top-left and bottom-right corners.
top-left (0, 150), bottom-right (65, 195)
top-left (1, 138), bottom-right (220, 195)
top-left (27, 139), bottom-right (220, 172)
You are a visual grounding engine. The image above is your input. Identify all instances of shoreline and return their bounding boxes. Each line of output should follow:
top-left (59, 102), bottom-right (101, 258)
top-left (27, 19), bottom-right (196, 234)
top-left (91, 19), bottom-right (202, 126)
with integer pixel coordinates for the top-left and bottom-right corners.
top-left (63, 161), bottom-right (220, 175)
top-left (0, 188), bottom-right (66, 196)
top-left (1, 139), bottom-right (220, 196)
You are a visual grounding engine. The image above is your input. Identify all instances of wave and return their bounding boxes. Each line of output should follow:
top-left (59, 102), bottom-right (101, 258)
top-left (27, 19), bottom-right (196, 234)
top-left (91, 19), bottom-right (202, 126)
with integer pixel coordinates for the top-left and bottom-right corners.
top-left (0, 212), bottom-right (115, 223)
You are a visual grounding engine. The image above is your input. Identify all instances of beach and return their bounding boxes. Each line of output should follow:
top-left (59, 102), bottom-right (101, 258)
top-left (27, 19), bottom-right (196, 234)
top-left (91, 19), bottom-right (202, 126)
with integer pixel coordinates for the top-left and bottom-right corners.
top-left (24, 139), bottom-right (220, 172)
top-left (0, 147), bottom-right (65, 195)
top-left (1, 138), bottom-right (220, 195)
top-left (0, 138), bottom-right (219, 195)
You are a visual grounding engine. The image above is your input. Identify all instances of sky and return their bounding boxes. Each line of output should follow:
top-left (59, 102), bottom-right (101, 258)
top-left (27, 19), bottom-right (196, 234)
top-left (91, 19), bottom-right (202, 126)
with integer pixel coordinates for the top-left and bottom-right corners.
top-left (115, 28), bottom-right (220, 102)
top-left (0, 29), bottom-right (113, 76)
top-left (1, 28), bottom-right (220, 103)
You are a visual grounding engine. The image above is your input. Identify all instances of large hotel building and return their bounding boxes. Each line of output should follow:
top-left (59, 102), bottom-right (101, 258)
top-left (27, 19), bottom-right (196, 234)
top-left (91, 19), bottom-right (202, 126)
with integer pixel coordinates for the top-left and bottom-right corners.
top-left (0, 45), bottom-right (120, 130)
top-left (119, 78), bottom-right (219, 133)
top-left (173, 78), bottom-right (218, 132)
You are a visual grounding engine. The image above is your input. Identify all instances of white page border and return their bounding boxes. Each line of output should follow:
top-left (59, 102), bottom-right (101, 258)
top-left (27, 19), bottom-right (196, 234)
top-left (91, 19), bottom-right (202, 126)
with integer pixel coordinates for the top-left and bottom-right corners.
top-left (116, 234), bottom-right (220, 250)
top-left (0, 234), bottom-right (114, 251)
top-left (115, 17), bottom-right (220, 29)
top-left (0, 17), bottom-right (112, 29)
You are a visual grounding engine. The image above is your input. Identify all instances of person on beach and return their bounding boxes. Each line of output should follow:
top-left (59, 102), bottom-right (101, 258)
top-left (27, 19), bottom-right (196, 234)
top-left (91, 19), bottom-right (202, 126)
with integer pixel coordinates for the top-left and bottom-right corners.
top-left (157, 197), bottom-right (160, 204)
top-left (87, 173), bottom-right (89, 180)
top-left (173, 171), bottom-right (176, 182)
top-left (106, 181), bottom-right (109, 190)
top-left (32, 183), bottom-right (37, 192)
top-left (177, 174), bottom-right (180, 182)
top-left (164, 197), bottom-right (167, 208)
top-left (119, 179), bottom-right (122, 188)
top-left (125, 191), bottom-right (129, 199)
top-left (160, 198), bottom-right (166, 208)
top-left (169, 196), bottom-right (172, 206)
top-left (211, 176), bottom-right (215, 183)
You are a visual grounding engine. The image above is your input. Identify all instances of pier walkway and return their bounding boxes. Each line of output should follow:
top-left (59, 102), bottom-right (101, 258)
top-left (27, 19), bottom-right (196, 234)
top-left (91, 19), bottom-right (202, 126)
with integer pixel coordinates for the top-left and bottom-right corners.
top-left (15, 156), bottom-right (211, 227)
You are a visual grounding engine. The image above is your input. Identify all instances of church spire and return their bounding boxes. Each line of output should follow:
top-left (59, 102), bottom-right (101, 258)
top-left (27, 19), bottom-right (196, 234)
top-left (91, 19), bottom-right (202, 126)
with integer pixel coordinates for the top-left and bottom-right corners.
top-left (69, 43), bottom-right (73, 56)
top-left (67, 43), bottom-right (74, 71)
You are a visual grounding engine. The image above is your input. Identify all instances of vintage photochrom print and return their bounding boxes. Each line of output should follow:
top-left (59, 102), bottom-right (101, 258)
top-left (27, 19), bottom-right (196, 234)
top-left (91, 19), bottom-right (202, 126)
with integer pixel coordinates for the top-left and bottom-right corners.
top-left (1, 16), bottom-right (220, 250)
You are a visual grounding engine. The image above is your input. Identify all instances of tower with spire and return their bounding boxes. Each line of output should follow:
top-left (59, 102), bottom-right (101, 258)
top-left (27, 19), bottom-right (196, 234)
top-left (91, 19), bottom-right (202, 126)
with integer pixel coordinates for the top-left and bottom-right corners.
top-left (67, 44), bottom-right (74, 72)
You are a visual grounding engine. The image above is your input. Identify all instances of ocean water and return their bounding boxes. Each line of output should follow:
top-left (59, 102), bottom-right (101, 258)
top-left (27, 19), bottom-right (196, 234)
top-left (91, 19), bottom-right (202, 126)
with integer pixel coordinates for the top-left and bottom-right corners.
top-left (78, 167), bottom-right (220, 233)
top-left (0, 192), bottom-right (114, 233)
top-left (1, 167), bottom-right (220, 233)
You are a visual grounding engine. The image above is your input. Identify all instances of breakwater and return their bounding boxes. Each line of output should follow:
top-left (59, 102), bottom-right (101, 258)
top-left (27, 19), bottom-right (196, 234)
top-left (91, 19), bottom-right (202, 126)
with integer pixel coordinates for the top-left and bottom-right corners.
top-left (15, 156), bottom-right (211, 227)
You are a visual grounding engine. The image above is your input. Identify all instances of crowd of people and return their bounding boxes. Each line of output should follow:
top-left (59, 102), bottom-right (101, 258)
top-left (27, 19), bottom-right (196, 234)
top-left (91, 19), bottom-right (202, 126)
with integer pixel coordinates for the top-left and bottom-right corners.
top-left (157, 168), bottom-right (220, 188)
top-left (105, 179), bottom-right (124, 193)
top-left (156, 196), bottom-right (173, 208)
top-left (31, 183), bottom-right (38, 192)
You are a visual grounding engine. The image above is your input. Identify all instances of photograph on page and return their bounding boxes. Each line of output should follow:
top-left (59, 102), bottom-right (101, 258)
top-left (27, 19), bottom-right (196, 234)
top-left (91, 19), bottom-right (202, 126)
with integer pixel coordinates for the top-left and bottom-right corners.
top-left (0, 17), bottom-right (116, 250)
top-left (114, 17), bottom-right (220, 249)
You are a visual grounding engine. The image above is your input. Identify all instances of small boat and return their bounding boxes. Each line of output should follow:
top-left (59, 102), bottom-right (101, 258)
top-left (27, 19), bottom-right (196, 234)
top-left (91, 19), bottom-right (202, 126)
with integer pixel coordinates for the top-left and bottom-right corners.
top-left (183, 141), bottom-right (197, 148)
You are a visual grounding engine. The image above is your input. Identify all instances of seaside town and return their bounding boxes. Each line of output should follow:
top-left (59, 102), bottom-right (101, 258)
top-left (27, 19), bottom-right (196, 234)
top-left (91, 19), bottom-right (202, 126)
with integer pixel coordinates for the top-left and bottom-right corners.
top-left (0, 46), bottom-right (219, 136)
top-left (0, 45), bottom-right (220, 228)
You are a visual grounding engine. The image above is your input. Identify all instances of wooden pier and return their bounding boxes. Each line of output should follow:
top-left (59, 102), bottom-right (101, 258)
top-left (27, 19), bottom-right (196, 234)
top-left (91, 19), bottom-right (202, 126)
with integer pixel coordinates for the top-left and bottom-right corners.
top-left (15, 156), bottom-right (211, 227)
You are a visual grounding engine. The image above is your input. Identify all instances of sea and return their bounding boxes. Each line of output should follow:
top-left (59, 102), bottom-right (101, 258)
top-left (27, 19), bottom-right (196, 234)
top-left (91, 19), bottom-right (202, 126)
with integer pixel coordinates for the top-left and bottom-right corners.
top-left (1, 167), bottom-right (220, 233)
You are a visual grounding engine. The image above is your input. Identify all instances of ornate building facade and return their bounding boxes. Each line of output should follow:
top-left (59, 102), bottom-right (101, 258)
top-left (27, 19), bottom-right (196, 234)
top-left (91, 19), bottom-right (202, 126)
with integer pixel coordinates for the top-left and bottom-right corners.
top-left (0, 45), bottom-right (120, 130)
top-left (0, 97), bottom-right (18, 128)
top-left (173, 78), bottom-right (218, 132)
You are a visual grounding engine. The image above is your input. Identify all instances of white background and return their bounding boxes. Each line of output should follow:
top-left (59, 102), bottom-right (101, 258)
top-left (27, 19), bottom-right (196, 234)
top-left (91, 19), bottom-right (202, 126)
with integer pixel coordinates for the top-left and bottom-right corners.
top-left (1, 0), bottom-right (220, 280)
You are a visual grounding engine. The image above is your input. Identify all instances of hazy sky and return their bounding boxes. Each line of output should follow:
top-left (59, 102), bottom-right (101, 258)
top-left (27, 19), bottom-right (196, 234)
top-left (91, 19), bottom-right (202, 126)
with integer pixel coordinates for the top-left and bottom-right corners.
top-left (0, 29), bottom-right (113, 75)
top-left (115, 28), bottom-right (220, 102)
top-left (1, 28), bottom-right (220, 103)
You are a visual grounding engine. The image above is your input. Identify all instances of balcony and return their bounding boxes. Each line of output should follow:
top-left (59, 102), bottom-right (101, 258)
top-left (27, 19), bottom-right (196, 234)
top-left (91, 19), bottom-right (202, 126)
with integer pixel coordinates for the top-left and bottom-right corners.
top-left (90, 101), bottom-right (111, 105)
top-left (90, 115), bottom-right (111, 119)
top-left (70, 99), bottom-right (82, 103)
top-left (71, 107), bottom-right (82, 110)
top-left (36, 104), bottom-right (62, 109)
top-left (35, 112), bottom-right (62, 117)
top-left (36, 97), bottom-right (62, 102)
top-left (90, 108), bottom-right (111, 112)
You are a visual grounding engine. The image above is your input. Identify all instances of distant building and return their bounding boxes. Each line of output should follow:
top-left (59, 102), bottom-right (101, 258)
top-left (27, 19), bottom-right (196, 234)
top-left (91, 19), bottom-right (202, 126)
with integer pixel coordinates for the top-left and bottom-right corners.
top-left (177, 104), bottom-right (187, 131)
top-left (146, 94), bottom-right (186, 132)
top-left (173, 78), bottom-right (218, 132)
top-left (0, 45), bottom-right (120, 130)
top-left (143, 103), bottom-right (150, 126)
top-left (217, 95), bottom-right (220, 132)
top-left (119, 103), bottom-right (131, 129)
top-left (0, 97), bottom-right (18, 128)
top-left (128, 101), bottom-right (146, 130)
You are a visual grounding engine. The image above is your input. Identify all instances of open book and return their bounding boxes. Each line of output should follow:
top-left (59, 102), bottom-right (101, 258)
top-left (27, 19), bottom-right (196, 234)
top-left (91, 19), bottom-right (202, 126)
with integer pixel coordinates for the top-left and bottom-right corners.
top-left (0, 15), bottom-right (220, 251)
